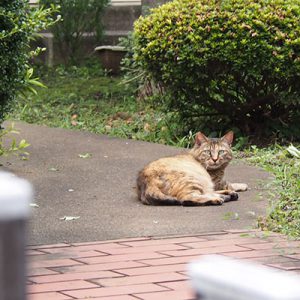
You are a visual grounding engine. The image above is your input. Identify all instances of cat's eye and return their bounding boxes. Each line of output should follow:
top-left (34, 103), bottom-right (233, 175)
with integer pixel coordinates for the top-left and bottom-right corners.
top-left (219, 150), bottom-right (225, 155)
top-left (204, 150), bottom-right (211, 154)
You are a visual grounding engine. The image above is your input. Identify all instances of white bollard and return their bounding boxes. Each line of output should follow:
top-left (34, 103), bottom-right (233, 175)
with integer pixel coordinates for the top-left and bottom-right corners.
top-left (0, 172), bottom-right (33, 300)
top-left (189, 255), bottom-right (300, 300)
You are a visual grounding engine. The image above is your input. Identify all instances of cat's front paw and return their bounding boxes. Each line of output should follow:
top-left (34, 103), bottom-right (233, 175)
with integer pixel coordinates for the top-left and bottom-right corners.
top-left (211, 196), bottom-right (225, 205)
top-left (231, 183), bottom-right (248, 192)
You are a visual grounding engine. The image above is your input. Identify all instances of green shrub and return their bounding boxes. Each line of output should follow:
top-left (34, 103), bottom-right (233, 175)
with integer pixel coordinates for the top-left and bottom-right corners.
top-left (0, 0), bottom-right (55, 157)
top-left (134, 0), bottom-right (300, 139)
top-left (41, 0), bottom-right (109, 64)
top-left (0, 0), bottom-right (55, 123)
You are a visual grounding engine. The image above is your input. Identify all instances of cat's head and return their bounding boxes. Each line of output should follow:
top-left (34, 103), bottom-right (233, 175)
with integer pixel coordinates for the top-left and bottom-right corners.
top-left (190, 131), bottom-right (234, 171)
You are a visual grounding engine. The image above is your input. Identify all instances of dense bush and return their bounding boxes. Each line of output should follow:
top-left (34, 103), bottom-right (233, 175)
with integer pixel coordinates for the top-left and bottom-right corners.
top-left (134, 0), bottom-right (300, 139)
top-left (0, 0), bottom-right (55, 123)
top-left (41, 0), bottom-right (109, 64)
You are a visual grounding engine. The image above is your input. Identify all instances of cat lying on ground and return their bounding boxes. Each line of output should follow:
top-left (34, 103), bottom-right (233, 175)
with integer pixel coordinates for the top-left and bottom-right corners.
top-left (137, 131), bottom-right (248, 206)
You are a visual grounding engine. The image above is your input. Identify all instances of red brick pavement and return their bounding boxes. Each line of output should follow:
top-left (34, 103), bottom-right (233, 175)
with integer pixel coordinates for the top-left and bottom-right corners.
top-left (27, 230), bottom-right (300, 300)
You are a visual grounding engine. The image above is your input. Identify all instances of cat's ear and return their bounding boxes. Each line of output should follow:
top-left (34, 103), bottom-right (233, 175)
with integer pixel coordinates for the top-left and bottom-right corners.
top-left (195, 132), bottom-right (209, 146)
top-left (222, 131), bottom-right (234, 146)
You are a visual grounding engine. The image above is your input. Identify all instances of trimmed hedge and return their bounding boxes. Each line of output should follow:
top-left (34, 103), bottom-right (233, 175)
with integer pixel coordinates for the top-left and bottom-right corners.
top-left (134, 0), bottom-right (300, 139)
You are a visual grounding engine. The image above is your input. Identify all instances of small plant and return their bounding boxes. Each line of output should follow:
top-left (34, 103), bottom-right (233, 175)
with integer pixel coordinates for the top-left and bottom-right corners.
top-left (0, 124), bottom-right (30, 158)
top-left (41, 0), bottom-right (109, 64)
top-left (134, 0), bottom-right (300, 140)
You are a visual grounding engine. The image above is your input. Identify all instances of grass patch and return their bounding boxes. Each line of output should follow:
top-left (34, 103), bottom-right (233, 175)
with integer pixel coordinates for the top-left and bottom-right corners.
top-left (10, 65), bottom-right (188, 146)
top-left (244, 146), bottom-right (300, 239)
top-left (9, 64), bottom-right (300, 239)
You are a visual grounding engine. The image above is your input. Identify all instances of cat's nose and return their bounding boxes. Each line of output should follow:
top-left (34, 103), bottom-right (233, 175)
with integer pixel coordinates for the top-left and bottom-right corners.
top-left (211, 151), bottom-right (219, 162)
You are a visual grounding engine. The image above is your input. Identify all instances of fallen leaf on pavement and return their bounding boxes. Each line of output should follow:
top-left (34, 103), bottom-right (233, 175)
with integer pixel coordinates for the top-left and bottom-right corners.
top-left (60, 216), bottom-right (80, 221)
top-left (78, 153), bottom-right (92, 159)
top-left (49, 167), bottom-right (59, 172)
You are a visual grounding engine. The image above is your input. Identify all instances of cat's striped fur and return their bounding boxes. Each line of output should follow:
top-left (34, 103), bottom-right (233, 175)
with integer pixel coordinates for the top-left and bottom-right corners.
top-left (137, 131), bottom-right (248, 206)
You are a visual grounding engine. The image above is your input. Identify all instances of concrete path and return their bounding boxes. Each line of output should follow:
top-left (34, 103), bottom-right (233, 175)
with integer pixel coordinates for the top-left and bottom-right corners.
top-left (27, 230), bottom-right (300, 300)
top-left (1, 122), bottom-right (271, 245)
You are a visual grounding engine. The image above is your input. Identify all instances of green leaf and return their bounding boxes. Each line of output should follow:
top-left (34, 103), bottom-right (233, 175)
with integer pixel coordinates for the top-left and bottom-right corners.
top-left (78, 153), bottom-right (92, 159)
top-left (28, 79), bottom-right (47, 88)
top-left (287, 145), bottom-right (300, 158)
top-left (18, 139), bottom-right (30, 149)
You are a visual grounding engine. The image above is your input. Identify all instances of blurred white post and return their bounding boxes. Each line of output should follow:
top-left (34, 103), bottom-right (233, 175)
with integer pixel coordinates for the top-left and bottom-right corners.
top-left (0, 172), bottom-right (32, 300)
top-left (189, 255), bottom-right (300, 300)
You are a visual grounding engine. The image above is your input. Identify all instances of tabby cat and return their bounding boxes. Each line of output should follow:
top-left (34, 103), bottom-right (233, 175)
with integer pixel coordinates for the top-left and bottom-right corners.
top-left (137, 131), bottom-right (248, 206)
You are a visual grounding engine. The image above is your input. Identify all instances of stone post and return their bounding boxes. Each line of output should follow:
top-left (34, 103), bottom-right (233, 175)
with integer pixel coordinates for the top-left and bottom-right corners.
top-left (0, 172), bottom-right (32, 300)
top-left (189, 255), bottom-right (300, 300)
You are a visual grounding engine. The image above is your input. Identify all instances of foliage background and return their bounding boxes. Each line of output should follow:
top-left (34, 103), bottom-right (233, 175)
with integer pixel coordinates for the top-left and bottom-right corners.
top-left (40, 0), bottom-right (109, 64)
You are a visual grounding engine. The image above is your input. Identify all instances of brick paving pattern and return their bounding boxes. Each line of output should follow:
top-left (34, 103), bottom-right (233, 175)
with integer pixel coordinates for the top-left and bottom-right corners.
top-left (27, 230), bottom-right (300, 300)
